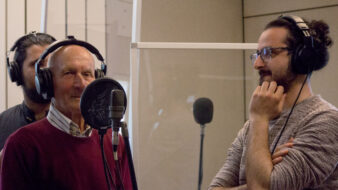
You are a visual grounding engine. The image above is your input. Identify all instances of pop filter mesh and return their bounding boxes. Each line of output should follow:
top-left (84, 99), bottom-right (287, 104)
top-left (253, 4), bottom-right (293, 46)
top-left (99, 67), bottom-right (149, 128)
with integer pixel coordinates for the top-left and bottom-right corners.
top-left (80, 77), bottom-right (127, 129)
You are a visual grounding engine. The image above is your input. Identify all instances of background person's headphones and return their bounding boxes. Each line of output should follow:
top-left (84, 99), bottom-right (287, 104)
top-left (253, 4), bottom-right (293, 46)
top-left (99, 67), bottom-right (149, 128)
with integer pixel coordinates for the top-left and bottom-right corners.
top-left (6, 31), bottom-right (56, 86)
top-left (34, 36), bottom-right (107, 100)
top-left (280, 15), bottom-right (319, 74)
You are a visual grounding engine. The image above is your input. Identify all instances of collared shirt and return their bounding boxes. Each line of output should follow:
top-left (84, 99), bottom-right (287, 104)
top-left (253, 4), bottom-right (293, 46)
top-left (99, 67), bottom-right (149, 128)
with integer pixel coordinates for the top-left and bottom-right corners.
top-left (47, 99), bottom-right (92, 137)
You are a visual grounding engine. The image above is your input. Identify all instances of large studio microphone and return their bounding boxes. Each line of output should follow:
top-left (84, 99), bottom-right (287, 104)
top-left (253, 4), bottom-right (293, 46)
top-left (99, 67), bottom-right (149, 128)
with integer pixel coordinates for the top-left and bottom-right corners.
top-left (80, 77), bottom-right (138, 190)
top-left (110, 89), bottom-right (125, 160)
top-left (80, 77), bottom-right (127, 190)
top-left (193, 97), bottom-right (213, 190)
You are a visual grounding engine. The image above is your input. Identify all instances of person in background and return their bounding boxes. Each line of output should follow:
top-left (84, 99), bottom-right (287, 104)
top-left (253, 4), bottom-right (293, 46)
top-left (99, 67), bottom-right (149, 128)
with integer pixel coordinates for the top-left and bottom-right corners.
top-left (0, 32), bottom-right (56, 149)
top-left (0, 32), bottom-right (55, 169)
top-left (209, 15), bottom-right (338, 189)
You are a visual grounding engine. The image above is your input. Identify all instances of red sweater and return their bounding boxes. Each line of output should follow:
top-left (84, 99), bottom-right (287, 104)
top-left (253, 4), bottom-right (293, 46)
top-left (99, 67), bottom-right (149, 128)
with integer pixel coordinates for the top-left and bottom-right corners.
top-left (0, 118), bottom-right (132, 190)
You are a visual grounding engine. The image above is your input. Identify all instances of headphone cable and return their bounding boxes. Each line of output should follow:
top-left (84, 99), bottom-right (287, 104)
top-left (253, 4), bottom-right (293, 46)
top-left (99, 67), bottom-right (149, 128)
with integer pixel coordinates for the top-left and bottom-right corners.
top-left (271, 74), bottom-right (309, 153)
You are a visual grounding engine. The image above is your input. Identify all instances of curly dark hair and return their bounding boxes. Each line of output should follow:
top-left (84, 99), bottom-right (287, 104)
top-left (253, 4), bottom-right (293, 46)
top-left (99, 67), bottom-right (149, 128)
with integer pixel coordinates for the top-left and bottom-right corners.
top-left (13, 32), bottom-right (56, 69)
top-left (265, 16), bottom-right (333, 72)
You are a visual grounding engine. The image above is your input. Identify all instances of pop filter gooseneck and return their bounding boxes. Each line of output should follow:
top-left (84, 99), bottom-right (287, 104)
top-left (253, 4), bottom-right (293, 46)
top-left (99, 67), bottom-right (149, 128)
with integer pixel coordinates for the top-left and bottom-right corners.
top-left (193, 97), bottom-right (213, 190)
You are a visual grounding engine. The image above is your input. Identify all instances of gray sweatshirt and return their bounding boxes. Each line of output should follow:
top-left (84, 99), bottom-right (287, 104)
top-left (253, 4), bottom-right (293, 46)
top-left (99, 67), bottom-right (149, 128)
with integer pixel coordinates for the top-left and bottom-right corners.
top-left (209, 95), bottom-right (338, 190)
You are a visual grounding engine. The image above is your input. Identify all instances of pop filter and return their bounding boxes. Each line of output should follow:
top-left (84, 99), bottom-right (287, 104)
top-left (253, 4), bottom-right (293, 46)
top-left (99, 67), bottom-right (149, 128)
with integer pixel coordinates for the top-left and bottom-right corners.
top-left (80, 77), bottom-right (127, 130)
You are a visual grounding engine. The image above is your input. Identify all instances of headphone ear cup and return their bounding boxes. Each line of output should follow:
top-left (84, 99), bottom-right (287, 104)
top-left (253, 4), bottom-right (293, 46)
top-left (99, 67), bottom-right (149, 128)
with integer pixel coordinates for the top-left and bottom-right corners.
top-left (35, 68), bottom-right (53, 100)
top-left (8, 61), bottom-right (23, 86)
top-left (292, 44), bottom-right (318, 74)
top-left (95, 69), bottom-right (105, 79)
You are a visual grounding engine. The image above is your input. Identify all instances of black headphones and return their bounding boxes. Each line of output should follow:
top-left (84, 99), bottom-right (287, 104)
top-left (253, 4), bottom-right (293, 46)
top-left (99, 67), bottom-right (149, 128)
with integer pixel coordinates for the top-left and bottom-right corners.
top-left (280, 15), bottom-right (319, 74)
top-left (6, 31), bottom-right (56, 86)
top-left (34, 36), bottom-right (107, 100)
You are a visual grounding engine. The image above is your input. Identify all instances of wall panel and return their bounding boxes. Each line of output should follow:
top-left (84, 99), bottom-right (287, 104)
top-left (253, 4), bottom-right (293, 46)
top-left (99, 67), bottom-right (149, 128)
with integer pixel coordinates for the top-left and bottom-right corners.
top-left (87, 0), bottom-right (105, 59)
top-left (27, 0), bottom-right (42, 32)
top-left (6, 0), bottom-right (25, 108)
top-left (68, 0), bottom-right (85, 40)
top-left (46, 0), bottom-right (66, 39)
top-left (0, 0), bottom-right (6, 112)
top-left (106, 0), bottom-right (133, 79)
top-left (244, 0), bottom-right (338, 17)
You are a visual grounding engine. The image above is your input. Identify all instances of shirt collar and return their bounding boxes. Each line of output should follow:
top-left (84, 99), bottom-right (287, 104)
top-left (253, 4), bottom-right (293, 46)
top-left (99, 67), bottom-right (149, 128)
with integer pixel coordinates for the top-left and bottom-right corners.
top-left (47, 98), bottom-right (92, 137)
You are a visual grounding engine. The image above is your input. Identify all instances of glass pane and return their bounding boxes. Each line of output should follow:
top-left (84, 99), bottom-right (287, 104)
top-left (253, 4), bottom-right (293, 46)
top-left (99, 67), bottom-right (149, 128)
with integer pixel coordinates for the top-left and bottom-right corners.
top-left (131, 48), bottom-right (257, 189)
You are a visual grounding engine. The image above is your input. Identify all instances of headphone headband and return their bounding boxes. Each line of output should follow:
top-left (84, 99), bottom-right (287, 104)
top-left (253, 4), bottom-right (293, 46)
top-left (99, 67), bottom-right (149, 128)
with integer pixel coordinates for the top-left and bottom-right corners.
top-left (280, 15), bottom-right (312, 38)
top-left (35, 36), bottom-right (107, 100)
top-left (36, 36), bottom-right (104, 63)
top-left (279, 15), bottom-right (317, 74)
top-left (35, 36), bottom-right (106, 74)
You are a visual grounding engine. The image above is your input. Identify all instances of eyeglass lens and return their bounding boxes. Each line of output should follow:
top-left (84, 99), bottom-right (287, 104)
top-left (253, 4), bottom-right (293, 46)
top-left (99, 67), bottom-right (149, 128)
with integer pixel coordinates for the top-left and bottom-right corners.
top-left (250, 47), bottom-right (271, 65)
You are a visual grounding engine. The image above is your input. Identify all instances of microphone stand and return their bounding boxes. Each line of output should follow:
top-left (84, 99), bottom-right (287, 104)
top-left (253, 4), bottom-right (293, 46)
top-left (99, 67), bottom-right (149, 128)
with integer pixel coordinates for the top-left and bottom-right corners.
top-left (98, 127), bottom-right (114, 190)
top-left (121, 122), bottom-right (138, 190)
top-left (198, 124), bottom-right (205, 190)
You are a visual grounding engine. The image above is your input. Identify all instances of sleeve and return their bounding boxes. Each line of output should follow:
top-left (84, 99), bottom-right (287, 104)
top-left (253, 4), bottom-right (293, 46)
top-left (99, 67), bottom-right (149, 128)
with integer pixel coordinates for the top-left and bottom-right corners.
top-left (0, 130), bottom-right (36, 190)
top-left (208, 122), bottom-right (249, 189)
top-left (270, 111), bottom-right (338, 190)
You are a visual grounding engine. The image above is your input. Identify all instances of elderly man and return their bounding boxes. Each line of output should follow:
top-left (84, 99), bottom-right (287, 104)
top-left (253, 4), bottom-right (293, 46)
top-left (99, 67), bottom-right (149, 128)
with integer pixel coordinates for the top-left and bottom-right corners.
top-left (0, 43), bottom-right (132, 190)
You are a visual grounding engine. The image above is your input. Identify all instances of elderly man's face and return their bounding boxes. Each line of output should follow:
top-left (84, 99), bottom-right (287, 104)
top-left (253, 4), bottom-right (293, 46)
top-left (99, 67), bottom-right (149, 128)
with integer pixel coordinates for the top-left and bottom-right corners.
top-left (50, 45), bottom-right (95, 118)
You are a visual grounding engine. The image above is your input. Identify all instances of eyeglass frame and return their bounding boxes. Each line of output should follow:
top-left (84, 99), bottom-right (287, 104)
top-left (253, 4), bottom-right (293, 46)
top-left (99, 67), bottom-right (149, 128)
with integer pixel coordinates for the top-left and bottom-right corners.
top-left (250, 46), bottom-right (292, 65)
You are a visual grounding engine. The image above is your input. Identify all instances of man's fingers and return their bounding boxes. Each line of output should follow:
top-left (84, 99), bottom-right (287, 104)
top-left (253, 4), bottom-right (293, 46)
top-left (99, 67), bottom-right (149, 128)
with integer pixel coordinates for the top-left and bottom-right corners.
top-left (274, 142), bottom-right (293, 152)
top-left (287, 137), bottom-right (294, 143)
top-left (268, 81), bottom-right (277, 93)
top-left (272, 157), bottom-right (283, 165)
top-left (275, 85), bottom-right (284, 97)
top-left (260, 81), bottom-right (269, 91)
top-left (272, 148), bottom-right (289, 159)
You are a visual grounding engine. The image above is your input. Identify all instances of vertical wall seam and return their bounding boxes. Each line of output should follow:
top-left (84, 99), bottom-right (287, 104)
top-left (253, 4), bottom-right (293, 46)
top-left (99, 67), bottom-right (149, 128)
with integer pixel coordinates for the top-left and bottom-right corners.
top-left (85, 0), bottom-right (88, 42)
top-left (104, 0), bottom-right (107, 61)
top-left (5, 0), bottom-right (8, 109)
top-left (24, 0), bottom-right (27, 33)
top-left (241, 0), bottom-right (247, 123)
top-left (65, 0), bottom-right (68, 37)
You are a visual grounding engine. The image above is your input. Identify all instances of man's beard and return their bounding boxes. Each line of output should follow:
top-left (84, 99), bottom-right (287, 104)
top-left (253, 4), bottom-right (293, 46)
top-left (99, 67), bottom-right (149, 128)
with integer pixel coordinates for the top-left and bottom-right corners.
top-left (259, 66), bottom-right (296, 93)
top-left (22, 84), bottom-right (50, 104)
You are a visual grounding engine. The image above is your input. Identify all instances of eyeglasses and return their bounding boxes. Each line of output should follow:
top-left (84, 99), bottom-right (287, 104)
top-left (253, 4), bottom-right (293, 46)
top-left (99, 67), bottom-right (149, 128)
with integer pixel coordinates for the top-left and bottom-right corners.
top-left (250, 47), bottom-right (291, 65)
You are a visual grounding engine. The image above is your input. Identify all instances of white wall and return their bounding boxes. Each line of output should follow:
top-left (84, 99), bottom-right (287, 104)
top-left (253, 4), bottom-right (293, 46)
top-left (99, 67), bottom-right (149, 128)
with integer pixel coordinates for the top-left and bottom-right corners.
top-left (0, 0), bottom-right (6, 112)
top-left (0, 0), bottom-right (107, 113)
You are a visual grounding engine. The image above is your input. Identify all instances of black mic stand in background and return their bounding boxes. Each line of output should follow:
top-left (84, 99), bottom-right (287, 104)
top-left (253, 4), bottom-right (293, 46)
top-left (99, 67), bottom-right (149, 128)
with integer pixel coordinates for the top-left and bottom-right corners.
top-left (198, 123), bottom-right (206, 190)
top-left (110, 120), bottom-right (138, 190)
top-left (121, 122), bottom-right (138, 190)
top-left (193, 97), bottom-right (213, 190)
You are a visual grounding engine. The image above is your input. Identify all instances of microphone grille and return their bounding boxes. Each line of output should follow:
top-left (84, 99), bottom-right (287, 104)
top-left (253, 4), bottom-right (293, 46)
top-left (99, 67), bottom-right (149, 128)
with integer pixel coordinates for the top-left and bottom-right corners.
top-left (193, 97), bottom-right (213, 125)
